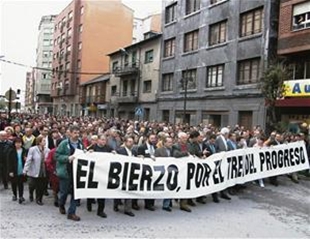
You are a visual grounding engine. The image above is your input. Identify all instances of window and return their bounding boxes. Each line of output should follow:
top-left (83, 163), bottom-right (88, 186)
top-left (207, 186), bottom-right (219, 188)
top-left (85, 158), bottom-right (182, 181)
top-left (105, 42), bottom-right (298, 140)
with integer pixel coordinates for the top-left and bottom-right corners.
top-left (111, 86), bottom-right (117, 96)
top-left (78, 42), bottom-right (82, 50)
top-left (238, 58), bottom-right (260, 85)
top-left (42, 62), bottom-right (48, 68)
top-left (164, 38), bottom-right (175, 58)
top-left (79, 24), bottom-right (83, 33)
top-left (77, 60), bottom-right (81, 69)
top-left (42, 73), bottom-right (47, 79)
top-left (206, 64), bottom-right (224, 87)
top-left (184, 29), bottom-right (199, 52)
top-left (66, 45), bottom-right (71, 53)
top-left (289, 61), bottom-right (310, 80)
top-left (124, 54), bottom-right (129, 67)
top-left (67, 28), bottom-right (72, 37)
top-left (181, 69), bottom-right (197, 90)
top-left (49, 39), bottom-right (53, 46)
top-left (240, 8), bottom-right (263, 37)
top-left (209, 20), bottom-right (227, 46)
top-left (65, 62), bottom-right (70, 70)
top-left (80, 6), bottom-right (84, 15)
top-left (43, 51), bottom-right (49, 58)
top-left (54, 39), bottom-right (57, 46)
top-left (43, 28), bottom-right (51, 34)
top-left (143, 80), bottom-right (152, 93)
top-left (185, 0), bottom-right (200, 15)
top-left (162, 73), bottom-right (173, 91)
top-left (293, 2), bottom-right (310, 30)
top-left (43, 40), bottom-right (49, 46)
top-left (210, 0), bottom-right (226, 5)
top-left (68, 11), bottom-right (73, 19)
top-left (145, 49), bottom-right (154, 63)
top-left (239, 111), bottom-right (253, 130)
top-left (112, 61), bottom-right (119, 71)
top-left (132, 51), bottom-right (137, 67)
top-left (165, 3), bottom-right (177, 24)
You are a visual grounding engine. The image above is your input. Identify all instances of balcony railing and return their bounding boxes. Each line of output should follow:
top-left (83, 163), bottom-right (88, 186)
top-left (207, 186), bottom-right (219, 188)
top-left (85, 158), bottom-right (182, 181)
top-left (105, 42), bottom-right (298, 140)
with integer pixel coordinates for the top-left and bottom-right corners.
top-left (113, 65), bottom-right (139, 77)
top-left (84, 95), bottom-right (106, 104)
top-left (112, 91), bottom-right (138, 103)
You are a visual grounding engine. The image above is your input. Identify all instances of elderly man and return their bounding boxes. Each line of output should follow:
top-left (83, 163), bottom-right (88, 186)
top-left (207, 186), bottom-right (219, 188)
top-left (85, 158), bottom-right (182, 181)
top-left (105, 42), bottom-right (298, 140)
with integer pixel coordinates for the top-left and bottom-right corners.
top-left (215, 127), bottom-right (231, 200)
top-left (172, 132), bottom-right (194, 212)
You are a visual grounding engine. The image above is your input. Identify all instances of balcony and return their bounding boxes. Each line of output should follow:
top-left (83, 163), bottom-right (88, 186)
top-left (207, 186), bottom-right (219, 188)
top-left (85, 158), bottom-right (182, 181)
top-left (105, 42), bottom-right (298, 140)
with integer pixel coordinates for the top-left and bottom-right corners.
top-left (85, 95), bottom-right (106, 104)
top-left (113, 65), bottom-right (139, 77)
top-left (112, 91), bottom-right (138, 103)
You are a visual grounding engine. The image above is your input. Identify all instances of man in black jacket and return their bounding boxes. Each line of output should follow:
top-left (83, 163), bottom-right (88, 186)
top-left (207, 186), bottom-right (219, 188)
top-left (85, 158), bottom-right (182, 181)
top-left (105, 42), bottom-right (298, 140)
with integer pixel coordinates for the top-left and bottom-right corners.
top-left (135, 133), bottom-right (157, 211)
top-left (87, 134), bottom-right (114, 218)
top-left (0, 130), bottom-right (13, 189)
top-left (114, 135), bottom-right (136, 217)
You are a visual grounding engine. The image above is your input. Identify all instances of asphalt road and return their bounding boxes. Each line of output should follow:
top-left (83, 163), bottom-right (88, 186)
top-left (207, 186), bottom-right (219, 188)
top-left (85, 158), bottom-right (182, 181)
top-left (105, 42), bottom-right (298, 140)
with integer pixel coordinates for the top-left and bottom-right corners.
top-left (0, 175), bottom-right (309, 238)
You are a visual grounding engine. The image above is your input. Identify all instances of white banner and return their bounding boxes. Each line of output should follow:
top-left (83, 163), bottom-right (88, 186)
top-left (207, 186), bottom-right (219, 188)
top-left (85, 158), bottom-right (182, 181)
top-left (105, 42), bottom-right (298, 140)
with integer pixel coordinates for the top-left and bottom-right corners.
top-left (73, 141), bottom-right (309, 199)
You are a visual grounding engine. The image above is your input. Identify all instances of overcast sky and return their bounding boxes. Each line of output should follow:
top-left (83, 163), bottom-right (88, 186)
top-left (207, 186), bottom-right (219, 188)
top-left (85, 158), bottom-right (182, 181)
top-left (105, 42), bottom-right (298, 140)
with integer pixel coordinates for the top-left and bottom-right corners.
top-left (0, 0), bottom-right (162, 96)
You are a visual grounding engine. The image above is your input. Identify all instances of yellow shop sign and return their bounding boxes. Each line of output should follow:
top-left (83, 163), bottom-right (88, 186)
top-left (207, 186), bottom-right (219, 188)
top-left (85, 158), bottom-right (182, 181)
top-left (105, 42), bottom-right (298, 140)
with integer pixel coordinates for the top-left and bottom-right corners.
top-left (283, 80), bottom-right (310, 97)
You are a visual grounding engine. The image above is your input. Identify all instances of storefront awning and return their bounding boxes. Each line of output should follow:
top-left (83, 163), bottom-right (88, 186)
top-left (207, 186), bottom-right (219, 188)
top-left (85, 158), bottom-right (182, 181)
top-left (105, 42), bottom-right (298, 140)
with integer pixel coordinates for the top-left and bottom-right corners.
top-left (275, 98), bottom-right (310, 107)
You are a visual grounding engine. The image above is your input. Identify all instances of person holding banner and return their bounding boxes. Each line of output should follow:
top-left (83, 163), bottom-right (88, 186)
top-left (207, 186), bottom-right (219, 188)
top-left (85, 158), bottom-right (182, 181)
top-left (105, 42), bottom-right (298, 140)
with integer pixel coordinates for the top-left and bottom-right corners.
top-left (154, 136), bottom-right (174, 212)
top-left (203, 134), bottom-right (220, 203)
top-left (172, 132), bottom-right (194, 212)
top-left (114, 135), bottom-right (136, 217)
top-left (135, 133), bottom-right (157, 211)
top-left (86, 134), bottom-right (113, 218)
top-left (56, 125), bottom-right (84, 221)
top-left (214, 127), bottom-right (231, 200)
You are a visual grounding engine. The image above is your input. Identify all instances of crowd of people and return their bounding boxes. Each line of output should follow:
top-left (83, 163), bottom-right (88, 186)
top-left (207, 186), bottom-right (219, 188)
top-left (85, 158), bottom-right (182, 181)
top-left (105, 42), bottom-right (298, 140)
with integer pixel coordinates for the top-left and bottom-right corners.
top-left (0, 113), bottom-right (309, 222)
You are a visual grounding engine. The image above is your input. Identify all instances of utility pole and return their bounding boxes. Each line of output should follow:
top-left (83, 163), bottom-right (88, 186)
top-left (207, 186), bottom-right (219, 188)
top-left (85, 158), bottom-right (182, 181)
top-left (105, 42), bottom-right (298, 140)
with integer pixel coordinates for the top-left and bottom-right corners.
top-left (8, 88), bottom-right (12, 119)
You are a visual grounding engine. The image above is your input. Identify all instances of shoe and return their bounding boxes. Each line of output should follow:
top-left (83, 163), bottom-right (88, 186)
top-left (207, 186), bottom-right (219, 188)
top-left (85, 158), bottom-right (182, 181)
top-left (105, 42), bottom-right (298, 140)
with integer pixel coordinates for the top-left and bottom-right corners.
top-left (145, 206), bottom-right (155, 211)
top-left (162, 207), bottom-right (172, 212)
top-left (187, 200), bottom-right (196, 207)
top-left (44, 191), bottom-right (49, 196)
top-left (213, 197), bottom-right (220, 203)
top-left (59, 206), bottom-right (66, 215)
top-left (97, 212), bottom-right (107, 218)
top-left (20, 197), bottom-right (25, 202)
top-left (19, 198), bottom-right (24, 204)
top-left (196, 198), bottom-right (206, 204)
top-left (113, 205), bottom-right (119, 212)
top-left (124, 211), bottom-right (135, 217)
top-left (54, 201), bottom-right (59, 207)
top-left (228, 188), bottom-right (237, 195)
top-left (12, 195), bottom-right (17, 201)
top-left (36, 200), bottom-right (44, 206)
top-left (132, 204), bottom-right (140, 210)
top-left (220, 193), bottom-right (231, 200)
top-left (87, 203), bottom-right (92, 212)
top-left (180, 206), bottom-right (191, 212)
top-left (270, 180), bottom-right (279, 186)
top-left (67, 214), bottom-right (80, 221)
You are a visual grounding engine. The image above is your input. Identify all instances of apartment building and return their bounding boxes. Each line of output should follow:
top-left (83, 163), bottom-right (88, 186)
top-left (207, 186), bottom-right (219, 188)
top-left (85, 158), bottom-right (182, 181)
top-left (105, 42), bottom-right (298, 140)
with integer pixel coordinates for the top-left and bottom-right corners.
top-left (133, 13), bottom-right (162, 43)
top-left (25, 71), bottom-right (35, 113)
top-left (51, 0), bottom-right (133, 116)
top-left (159, 0), bottom-right (279, 128)
top-left (107, 32), bottom-right (162, 120)
top-left (277, 0), bottom-right (310, 128)
top-left (34, 15), bottom-right (56, 114)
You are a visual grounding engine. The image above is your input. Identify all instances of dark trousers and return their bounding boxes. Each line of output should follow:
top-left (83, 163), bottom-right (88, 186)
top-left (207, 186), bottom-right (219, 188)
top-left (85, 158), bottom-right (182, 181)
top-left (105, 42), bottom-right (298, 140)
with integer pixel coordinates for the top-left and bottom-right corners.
top-left (145, 199), bottom-right (155, 208)
top-left (11, 175), bottom-right (24, 198)
top-left (0, 165), bottom-right (8, 188)
top-left (28, 176), bottom-right (45, 202)
top-left (97, 199), bottom-right (105, 213)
